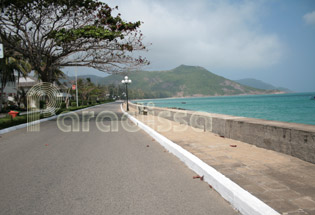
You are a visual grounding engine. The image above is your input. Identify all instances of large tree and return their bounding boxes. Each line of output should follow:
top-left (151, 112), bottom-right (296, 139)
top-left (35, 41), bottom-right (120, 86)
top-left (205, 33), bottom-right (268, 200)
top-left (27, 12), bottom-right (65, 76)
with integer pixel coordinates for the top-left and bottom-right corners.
top-left (77, 77), bottom-right (96, 105)
top-left (0, 0), bottom-right (149, 82)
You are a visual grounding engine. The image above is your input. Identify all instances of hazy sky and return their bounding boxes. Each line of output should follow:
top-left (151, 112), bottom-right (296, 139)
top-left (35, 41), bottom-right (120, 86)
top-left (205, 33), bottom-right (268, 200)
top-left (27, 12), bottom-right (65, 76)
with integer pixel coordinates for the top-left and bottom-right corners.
top-left (65, 0), bottom-right (315, 92)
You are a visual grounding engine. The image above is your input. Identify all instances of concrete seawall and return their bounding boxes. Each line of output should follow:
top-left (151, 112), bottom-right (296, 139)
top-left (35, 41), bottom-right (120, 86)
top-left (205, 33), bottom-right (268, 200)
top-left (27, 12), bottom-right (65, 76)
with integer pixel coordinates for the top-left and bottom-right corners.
top-left (129, 102), bottom-right (315, 164)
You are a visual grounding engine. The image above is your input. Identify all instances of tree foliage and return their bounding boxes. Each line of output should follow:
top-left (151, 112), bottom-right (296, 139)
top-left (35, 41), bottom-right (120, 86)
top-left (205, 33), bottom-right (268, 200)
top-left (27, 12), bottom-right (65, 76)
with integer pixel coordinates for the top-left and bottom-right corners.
top-left (0, 0), bottom-right (149, 82)
top-left (77, 77), bottom-right (97, 105)
top-left (0, 47), bottom-right (31, 111)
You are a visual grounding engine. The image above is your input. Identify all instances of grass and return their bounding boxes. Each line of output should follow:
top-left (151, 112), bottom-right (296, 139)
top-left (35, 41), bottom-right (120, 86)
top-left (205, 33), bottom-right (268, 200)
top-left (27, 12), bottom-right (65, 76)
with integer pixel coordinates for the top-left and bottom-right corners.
top-left (0, 101), bottom-right (112, 130)
top-left (0, 114), bottom-right (29, 130)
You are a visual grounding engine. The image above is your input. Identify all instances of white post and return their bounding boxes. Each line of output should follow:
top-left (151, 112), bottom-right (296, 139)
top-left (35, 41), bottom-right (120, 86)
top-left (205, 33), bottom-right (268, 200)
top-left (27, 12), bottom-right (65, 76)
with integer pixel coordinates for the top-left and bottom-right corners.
top-left (0, 44), bottom-right (4, 59)
top-left (75, 68), bottom-right (78, 107)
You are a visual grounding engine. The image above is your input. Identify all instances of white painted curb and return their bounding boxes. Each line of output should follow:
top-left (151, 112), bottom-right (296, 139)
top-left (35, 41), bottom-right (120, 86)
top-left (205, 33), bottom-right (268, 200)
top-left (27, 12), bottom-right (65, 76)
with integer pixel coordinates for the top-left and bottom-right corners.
top-left (0, 103), bottom-right (111, 135)
top-left (121, 104), bottom-right (279, 215)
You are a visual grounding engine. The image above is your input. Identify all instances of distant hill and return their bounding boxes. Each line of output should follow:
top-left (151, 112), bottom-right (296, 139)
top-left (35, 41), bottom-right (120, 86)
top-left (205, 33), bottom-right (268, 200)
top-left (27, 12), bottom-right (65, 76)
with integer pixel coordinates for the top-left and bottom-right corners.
top-left (68, 74), bottom-right (106, 85)
top-left (97, 65), bottom-right (278, 98)
top-left (234, 78), bottom-right (292, 93)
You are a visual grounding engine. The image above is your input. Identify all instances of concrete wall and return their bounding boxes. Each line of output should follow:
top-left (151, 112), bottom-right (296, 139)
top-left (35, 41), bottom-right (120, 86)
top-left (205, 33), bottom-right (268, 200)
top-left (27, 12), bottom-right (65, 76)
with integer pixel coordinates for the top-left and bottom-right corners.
top-left (130, 102), bottom-right (315, 164)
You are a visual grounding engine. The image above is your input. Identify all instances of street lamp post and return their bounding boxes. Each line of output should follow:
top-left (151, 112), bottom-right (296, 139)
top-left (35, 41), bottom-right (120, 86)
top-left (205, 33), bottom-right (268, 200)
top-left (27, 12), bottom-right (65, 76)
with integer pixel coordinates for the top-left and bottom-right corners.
top-left (121, 76), bottom-right (132, 111)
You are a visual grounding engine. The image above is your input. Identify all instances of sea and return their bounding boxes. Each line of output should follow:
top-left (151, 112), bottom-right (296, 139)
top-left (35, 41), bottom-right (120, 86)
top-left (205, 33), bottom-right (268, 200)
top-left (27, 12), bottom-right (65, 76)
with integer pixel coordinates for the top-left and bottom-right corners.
top-left (134, 92), bottom-right (315, 126)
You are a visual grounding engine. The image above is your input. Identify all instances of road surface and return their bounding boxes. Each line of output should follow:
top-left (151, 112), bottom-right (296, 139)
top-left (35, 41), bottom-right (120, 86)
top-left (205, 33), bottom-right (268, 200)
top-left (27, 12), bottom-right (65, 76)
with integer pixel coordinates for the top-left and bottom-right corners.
top-left (0, 102), bottom-right (238, 215)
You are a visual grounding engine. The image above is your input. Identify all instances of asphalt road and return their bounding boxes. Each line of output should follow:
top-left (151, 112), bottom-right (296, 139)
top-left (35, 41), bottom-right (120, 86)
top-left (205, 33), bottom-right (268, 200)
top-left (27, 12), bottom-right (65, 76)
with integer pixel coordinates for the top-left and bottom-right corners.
top-left (0, 102), bottom-right (238, 215)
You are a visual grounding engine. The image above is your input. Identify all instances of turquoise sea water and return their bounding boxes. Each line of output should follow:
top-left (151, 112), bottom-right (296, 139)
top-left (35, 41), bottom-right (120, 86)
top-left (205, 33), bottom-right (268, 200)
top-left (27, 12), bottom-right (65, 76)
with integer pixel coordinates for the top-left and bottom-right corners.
top-left (135, 92), bottom-right (315, 125)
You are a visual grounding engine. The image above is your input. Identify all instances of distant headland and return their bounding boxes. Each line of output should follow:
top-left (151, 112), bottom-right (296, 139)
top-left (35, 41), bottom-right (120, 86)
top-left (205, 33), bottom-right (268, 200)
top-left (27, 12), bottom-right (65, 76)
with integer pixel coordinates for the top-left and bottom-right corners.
top-left (71, 65), bottom-right (289, 99)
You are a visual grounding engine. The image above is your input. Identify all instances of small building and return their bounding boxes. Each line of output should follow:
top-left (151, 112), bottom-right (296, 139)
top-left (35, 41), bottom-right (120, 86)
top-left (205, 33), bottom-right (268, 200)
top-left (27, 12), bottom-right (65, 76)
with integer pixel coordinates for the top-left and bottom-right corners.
top-left (17, 76), bottom-right (38, 92)
top-left (1, 76), bottom-right (72, 109)
top-left (0, 81), bottom-right (16, 102)
top-left (1, 77), bottom-right (38, 103)
top-left (57, 92), bottom-right (72, 101)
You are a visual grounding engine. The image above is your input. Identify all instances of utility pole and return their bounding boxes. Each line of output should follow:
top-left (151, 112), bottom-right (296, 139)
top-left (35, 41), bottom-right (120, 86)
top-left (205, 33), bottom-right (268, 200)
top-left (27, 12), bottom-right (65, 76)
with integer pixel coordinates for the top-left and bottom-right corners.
top-left (0, 43), bottom-right (3, 59)
top-left (0, 43), bottom-right (4, 112)
top-left (75, 68), bottom-right (78, 107)
top-left (126, 83), bottom-right (129, 111)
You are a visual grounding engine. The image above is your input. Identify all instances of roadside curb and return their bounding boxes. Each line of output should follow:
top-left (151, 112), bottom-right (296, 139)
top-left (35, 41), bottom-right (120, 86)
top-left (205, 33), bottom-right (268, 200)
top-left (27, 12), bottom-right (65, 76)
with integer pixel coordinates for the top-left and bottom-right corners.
top-left (0, 103), bottom-right (110, 135)
top-left (121, 105), bottom-right (279, 215)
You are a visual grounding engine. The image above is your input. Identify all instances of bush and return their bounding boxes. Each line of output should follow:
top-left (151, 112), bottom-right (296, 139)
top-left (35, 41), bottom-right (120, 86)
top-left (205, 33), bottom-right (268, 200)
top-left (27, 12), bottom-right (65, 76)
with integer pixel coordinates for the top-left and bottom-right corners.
top-left (40, 100), bottom-right (46, 109)
top-left (71, 102), bottom-right (77, 107)
top-left (0, 114), bottom-right (28, 130)
top-left (60, 103), bottom-right (67, 109)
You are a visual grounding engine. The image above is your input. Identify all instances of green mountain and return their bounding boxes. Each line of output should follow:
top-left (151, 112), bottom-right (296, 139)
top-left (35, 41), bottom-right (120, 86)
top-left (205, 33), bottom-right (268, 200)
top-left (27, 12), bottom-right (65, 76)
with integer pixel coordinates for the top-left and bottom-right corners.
top-left (68, 74), bottom-right (106, 85)
top-left (234, 78), bottom-right (293, 93)
top-left (98, 65), bottom-right (276, 98)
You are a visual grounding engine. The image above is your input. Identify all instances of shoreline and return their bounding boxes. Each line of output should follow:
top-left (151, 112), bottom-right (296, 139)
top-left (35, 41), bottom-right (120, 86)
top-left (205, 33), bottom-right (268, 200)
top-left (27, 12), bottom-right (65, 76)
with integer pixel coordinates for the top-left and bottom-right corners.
top-left (130, 102), bottom-right (315, 130)
top-left (131, 92), bottom-right (315, 126)
top-left (159, 106), bottom-right (315, 127)
top-left (127, 101), bottom-right (315, 162)
top-left (132, 91), bottom-right (289, 101)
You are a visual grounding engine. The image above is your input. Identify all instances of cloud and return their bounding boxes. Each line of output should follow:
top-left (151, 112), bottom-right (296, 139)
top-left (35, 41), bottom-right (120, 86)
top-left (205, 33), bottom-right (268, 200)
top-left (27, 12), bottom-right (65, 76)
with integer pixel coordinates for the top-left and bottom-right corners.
top-left (303, 11), bottom-right (315, 26)
top-left (106, 0), bottom-right (284, 71)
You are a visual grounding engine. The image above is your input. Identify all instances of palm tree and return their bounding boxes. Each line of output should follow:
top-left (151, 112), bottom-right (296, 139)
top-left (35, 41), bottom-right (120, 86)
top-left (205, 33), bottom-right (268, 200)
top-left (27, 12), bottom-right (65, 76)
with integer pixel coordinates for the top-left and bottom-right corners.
top-left (0, 53), bottom-right (31, 112)
top-left (32, 59), bottom-right (66, 84)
